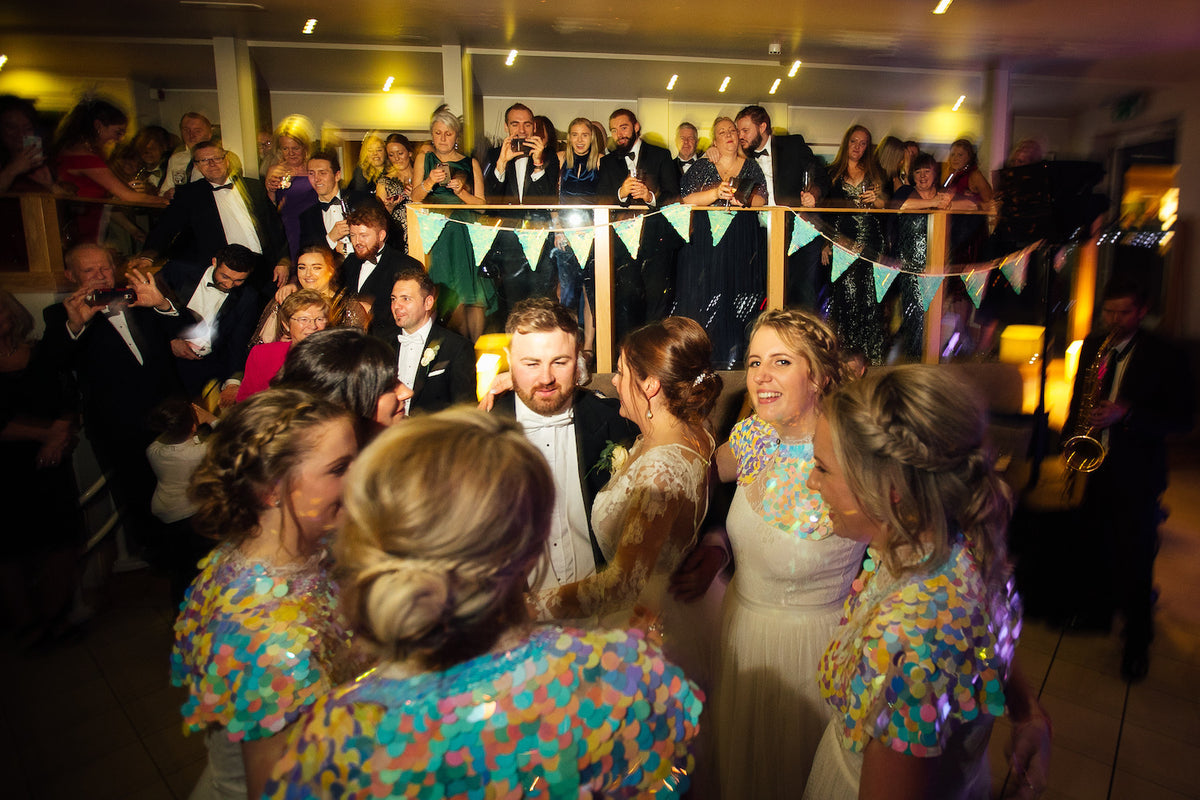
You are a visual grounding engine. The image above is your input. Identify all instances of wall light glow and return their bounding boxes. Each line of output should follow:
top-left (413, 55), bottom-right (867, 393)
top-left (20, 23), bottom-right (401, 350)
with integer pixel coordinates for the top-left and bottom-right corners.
top-left (382, 76), bottom-right (395, 92)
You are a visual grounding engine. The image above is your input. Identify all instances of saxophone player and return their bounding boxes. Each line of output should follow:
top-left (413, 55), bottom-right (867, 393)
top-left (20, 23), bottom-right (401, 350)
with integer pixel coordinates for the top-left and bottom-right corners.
top-left (1063, 277), bottom-right (1194, 681)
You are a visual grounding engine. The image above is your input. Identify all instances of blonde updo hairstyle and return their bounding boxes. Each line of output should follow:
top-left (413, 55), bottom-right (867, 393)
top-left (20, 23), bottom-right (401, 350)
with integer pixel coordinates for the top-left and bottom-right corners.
top-left (823, 365), bottom-right (1013, 602)
top-left (748, 308), bottom-right (851, 398)
top-left (273, 114), bottom-right (315, 160)
top-left (620, 316), bottom-right (722, 430)
top-left (188, 388), bottom-right (349, 544)
top-left (338, 409), bottom-right (554, 669)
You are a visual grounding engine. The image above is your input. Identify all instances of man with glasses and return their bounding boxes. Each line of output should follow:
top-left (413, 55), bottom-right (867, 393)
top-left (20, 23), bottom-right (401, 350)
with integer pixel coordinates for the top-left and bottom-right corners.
top-left (135, 140), bottom-right (289, 292)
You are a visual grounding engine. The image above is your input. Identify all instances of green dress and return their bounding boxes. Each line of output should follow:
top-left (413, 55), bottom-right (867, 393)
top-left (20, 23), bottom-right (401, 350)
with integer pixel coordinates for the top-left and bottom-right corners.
top-left (423, 152), bottom-right (498, 316)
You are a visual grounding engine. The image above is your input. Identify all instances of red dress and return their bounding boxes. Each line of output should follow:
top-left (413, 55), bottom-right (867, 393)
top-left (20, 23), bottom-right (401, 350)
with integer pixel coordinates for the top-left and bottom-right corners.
top-left (56, 152), bottom-right (111, 244)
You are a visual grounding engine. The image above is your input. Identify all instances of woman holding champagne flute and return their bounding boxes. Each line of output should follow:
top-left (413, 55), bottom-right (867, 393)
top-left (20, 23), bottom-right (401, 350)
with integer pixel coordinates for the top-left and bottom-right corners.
top-left (675, 116), bottom-right (767, 368)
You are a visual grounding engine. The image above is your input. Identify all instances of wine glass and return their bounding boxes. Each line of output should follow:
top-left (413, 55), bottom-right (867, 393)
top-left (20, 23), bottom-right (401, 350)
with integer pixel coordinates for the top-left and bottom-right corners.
top-left (279, 171), bottom-right (293, 190)
top-left (724, 175), bottom-right (742, 212)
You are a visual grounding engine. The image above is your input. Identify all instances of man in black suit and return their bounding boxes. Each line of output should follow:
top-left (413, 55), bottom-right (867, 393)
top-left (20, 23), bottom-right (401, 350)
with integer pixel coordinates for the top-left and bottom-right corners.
top-left (298, 149), bottom-right (370, 256)
top-left (382, 265), bottom-right (475, 414)
top-left (483, 102), bottom-right (561, 317)
top-left (341, 199), bottom-right (426, 337)
top-left (41, 244), bottom-right (186, 549)
top-left (673, 122), bottom-right (701, 179)
top-left (489, 298), bottom-right (636, 590)
top-left (134, 140), bottom-right (290, 291)
top-left (734, 105), bottom-right (830, 310)
top-left (1063, 279), bottom-right (1194, 680)
top-left (596, 108), bottom-right (682, 339)
top-left (158, 243), bottom-right (261, 402)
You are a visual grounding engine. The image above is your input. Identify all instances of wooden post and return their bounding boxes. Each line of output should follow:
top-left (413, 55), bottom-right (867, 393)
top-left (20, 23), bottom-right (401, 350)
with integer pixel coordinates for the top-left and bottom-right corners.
top-left (766, 206), bottom-right (786, 310)
top-left (405, 204), bottom-right (428, 267)
top-left (923, 211), bottom-right (949, 363)
top-left (21, 194), bottom-right (63, 277)
top-left (594, 208), bottom-right (614, 374)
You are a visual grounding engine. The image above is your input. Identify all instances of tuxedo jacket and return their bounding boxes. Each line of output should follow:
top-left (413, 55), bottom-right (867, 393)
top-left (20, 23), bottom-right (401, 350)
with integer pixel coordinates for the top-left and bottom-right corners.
top-left (597, 141), bottom-right (681, 208)
top-left (159, 261), bottom-right (261, 389)
top-left (41, 302), bottom-right (184, 436)
top-left (341, 246), bottom-right (425, 335)
top-left (766, 133), bottom-right (830, 206)
top-left (297, 190), bottom-right (373, 252)
top-left (493, 390), bottom-right (638, 569)
top-left (1064, 328), bottom-right (1193, 495)
top-left (144, 176), bottom-right (288, 278)
top-left (380, 322), bottom-right (476, 414)
top-left (673, 156), bottom-right (700, 182)
top-left (483, 148), bottom-right (561, 206)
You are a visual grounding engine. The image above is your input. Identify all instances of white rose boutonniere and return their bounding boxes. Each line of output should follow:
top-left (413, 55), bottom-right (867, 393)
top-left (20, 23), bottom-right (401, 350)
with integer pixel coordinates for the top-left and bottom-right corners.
top-left (590, 440), bottom-right (629, 477)
top-left (420, 342), bottom-right (440, 368)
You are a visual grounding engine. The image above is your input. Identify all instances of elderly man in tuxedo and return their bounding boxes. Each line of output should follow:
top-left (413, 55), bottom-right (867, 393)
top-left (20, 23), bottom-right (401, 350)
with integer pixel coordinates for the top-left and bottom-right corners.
top-left (489, 298), bottom-right (637, 590)
top-left (382, 265), bottom-right (475, 415)
top-left (133, 140), bottom-right (289, 292)
top-left (674, 122), bottom-right (701, 178)
top-left (596, 108), bottom-right (682, 339)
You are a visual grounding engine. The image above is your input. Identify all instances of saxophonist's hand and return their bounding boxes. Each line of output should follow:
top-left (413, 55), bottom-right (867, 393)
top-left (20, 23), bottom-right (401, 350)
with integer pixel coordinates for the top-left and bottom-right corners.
top-left (1089, 400), bottom-right (1129, 429)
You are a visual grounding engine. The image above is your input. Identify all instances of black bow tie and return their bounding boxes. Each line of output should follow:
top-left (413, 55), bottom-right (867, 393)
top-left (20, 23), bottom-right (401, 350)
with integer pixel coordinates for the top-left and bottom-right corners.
top-left (211, 183), bottom-right (233, 191)
top-left (317, 197), bottom-right (343, 212)
top-left (206, 281), bottom-right (232, 294)
top-left (363, 253), bottom-right (379, 265)
top-left (680, 157), bottom-right (696, 164)
top-left (752, 149), bottom-right (769, 160)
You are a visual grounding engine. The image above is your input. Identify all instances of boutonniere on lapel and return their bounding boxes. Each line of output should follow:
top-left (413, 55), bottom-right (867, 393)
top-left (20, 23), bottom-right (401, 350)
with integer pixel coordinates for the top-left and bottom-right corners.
top-left (589, 440), bottom-right (629, 476)
top-left (420, 340), bottom-right (441, 368)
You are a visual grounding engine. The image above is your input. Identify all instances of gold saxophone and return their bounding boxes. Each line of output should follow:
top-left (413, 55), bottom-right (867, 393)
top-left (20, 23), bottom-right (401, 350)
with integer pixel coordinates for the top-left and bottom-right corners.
top-left (1062, 329), bottom-right (1120, 473)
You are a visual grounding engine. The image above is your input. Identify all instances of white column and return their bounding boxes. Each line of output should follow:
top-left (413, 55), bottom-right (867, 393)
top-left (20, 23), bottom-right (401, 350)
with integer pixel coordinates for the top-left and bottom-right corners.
top-left (213, 37), bottom-right (260, 178)
top-left (982, 64), bottom-right (1011, 173)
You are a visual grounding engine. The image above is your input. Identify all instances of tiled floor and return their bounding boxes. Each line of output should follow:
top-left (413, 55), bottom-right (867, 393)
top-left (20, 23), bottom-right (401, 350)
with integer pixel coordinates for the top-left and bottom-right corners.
top-left (4, 450), bottom-right (1199, 799)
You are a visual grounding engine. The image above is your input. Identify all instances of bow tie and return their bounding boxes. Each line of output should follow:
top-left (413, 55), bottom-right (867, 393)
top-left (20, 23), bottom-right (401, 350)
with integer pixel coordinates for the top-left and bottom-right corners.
top-left (362, 252), bottom-right (379, 265)
top-left (524, 410), bottom-right (574, 431)
top-left (396, 331), bottom-right (424, 347)
top-left (752, 149), bottom-right (770, 160)
top-left (680, 157), bottom-right (696, 164)
top-left (317, 197), bottom-right (343, 212)
top-left (205, 281), bottom-right (231, 294)
top-left (211, 183), bottom-right (233, 191)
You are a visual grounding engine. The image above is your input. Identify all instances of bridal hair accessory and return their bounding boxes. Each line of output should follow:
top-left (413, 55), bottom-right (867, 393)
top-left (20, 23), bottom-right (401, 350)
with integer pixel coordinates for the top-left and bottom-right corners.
top-left (693, 371), bottom-right (714, 386)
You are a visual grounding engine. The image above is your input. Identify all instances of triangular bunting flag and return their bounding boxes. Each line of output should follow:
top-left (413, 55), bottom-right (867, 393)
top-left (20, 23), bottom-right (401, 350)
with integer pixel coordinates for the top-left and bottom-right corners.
top-left (414, 210), bottom-right (449, 254)
top-left (466, 222), bottom-right (502, 268)
top-left (963, 269), bottom-right (989, 309)
top-left (788, 215), bottom-right (819, 255)
top-left (758, 210), bottom-right (771, 228)
top-left (707, 210), bottom-right (735, 246)
top-left (916, 274), bottom-right (945, 312)
top-left (661, 203), bottom-right (692, 243)
top-left (1001, 250), bottom-right (1029, 294)
top-left (830, 244), bottom-right (856, 283)
top-left (873, 264), bottom-right (900, 302)
top-left (514, 228), bottom-right (549, 271)
top-left (564, 227), bottom-right (594, 265)
top-left (613, 216), bottom-right (644, 259)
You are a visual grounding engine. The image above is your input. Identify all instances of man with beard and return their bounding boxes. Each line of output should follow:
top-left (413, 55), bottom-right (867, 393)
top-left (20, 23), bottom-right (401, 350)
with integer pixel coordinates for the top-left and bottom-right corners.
top-left (489, 297), bottom-right (636, 591)
top-left (340, 200), bottom-right (425, 337)
top-left (596, 108), bottom-right (681, 338)
top-left (734, 105), bottom-right (830, 310)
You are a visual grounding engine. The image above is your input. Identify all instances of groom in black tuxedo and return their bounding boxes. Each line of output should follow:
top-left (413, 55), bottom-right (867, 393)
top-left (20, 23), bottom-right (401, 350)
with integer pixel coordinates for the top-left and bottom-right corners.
top-left (489, 298), bottom-right (636, 589)
top-left (596, 108), bottom-right (682, 339)
top-left (340, 199), bottom-right (425, 337)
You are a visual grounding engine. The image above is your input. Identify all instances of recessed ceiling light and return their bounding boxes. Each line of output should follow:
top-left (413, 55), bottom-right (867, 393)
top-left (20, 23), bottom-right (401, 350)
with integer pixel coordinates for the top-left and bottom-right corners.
top-left (666, 74), bottom-right (678, 91)
top-left (302, 18), bottom-right (316, 34)
top-left (382, 76), bottom-right (395, 92)
top-left (769, 78), bottom-right (781, 95)
top-left (933, 0), bottom-right (953, 14)
top-left (719, 76), bottom-right (731, 93)
top-left (505, 49), bottom-right (518, 66)
top-left (0, 55), bottom-right (7, 71)
top-left (788, 60), bottom-right (801, 77)
top-left (952, 94), bottom-right (966, 111)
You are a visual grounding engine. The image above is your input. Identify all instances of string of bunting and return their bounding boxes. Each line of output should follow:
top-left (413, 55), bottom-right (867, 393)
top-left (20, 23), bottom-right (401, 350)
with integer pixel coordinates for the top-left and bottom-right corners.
top-left (413, 205), bottom-right (1043, 311)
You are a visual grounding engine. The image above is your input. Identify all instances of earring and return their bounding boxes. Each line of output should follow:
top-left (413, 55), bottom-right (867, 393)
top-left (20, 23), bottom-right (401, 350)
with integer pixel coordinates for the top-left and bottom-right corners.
top-left (646, 408), bottom-right (654, 419)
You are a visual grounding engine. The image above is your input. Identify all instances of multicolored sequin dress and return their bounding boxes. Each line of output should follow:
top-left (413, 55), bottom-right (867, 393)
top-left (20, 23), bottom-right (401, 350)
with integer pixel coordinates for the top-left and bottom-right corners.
top-left (170, 545), bottom-right (358, 800)
top-left (803, 541), bottom-right (1020, 800)
top-left (713, 415), bottom-right (866, 799)
top-left (263, 626), bottom-right (703, 799)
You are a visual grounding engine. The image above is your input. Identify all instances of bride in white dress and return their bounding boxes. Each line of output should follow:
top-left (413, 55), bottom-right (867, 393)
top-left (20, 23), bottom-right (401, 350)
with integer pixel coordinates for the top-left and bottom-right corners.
top-left (529, 316), bottom-right (722, 673)
top-left (711, 309), bottom-right (866, 798)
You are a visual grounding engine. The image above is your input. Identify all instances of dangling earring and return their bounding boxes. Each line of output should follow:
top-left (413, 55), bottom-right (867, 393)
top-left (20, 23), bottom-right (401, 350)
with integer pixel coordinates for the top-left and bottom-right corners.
top-left (646, 408), bottom-right (653, 419)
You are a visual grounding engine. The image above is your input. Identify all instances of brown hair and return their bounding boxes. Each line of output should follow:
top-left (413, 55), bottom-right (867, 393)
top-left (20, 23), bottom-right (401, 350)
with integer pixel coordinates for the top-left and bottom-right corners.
top-left (504, 296), bottom-right (580, 344)
top-left (393, 265), bottom-right (437, 300)
top-left (828, 124), bottom-right (884, 188)
top-left (749, 308), bottom-right (850, 397)
top-left (346, 200), bottom-right (390, 231)
top-left (621, 316), bottom-right (722, 428)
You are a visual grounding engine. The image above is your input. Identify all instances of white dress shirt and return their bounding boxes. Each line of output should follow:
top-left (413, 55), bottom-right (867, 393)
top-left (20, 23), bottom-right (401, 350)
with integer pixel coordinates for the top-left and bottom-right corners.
top-left (493, 154), bottom-right (543, 203)
top-left (754, 136), bottom-right (777, 206)
top-left (395, 316), bottom-right (434, 414)
top-left (66, 302), bottom-right (179, 365)
top-left (356, 243), bottom-right (385, 291)
top-left (321, 194), bottom-right (351, 253)
top-left (183, 265), bottom-right (231, 354)
top-left (210, 180), bottom-right (262, 254)
top-left (158, 149), bottom-right (200, 195)
top-left (618, 139), bottom-right (657, 206)
top-left (515, 398), bottom-right (595, 591)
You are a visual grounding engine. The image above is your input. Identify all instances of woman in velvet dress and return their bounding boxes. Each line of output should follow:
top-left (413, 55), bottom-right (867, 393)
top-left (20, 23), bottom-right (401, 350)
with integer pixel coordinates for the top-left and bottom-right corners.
top-left (676, 116), bottom-right (767, 368)
top-left (555, 117), bottom-right (603, 356)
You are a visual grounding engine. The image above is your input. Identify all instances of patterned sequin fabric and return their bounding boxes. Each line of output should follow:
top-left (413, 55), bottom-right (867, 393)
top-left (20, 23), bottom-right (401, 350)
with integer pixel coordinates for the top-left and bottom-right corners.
top-left (817, 541), bottom-right (1019, 757)
top-left (264, 627), bottom-right (703, 799)
top-left (170, 545), bottom-right (357, 741)
top-left (729, 415), bottom-right (834, 540)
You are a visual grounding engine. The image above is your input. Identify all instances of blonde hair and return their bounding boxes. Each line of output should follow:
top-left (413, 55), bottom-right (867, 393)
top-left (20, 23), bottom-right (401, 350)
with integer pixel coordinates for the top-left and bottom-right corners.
top-left (749, 308), bottom-right (850, 397)
top-left (358, 131), bottom-right (386, 184)
top-left (823, 365), bottom-right (1013, 599)
top-left (563, 117), bottom-right (601, 173)
top-left (875, 135), bottom-right (906, 183)
top-left (278, 289), bottom-right (331, 340)
top-left (337, 409), bottom-right (554, 668)
top-left (274, 114), bottom-right (315, 158)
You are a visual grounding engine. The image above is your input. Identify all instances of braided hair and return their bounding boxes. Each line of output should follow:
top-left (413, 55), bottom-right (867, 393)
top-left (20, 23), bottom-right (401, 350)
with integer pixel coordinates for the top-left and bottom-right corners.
top-left (749, 308), bottom-right (853, 397)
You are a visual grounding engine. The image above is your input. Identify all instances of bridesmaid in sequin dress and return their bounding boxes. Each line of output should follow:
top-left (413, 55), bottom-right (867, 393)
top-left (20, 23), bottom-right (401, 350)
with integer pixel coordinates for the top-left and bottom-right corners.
top-left (265, 409), bottom-right (702, 800)
top-left (171, 389), bottom-right (362, 800)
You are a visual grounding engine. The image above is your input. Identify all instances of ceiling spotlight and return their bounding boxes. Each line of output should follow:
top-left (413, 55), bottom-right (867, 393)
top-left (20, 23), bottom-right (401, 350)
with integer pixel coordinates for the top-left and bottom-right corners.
top-left (666, 74), bottom-right (678, 91)
top-left (302, 18), bottom-right (316, 34)
top-left (505, 49), bottom-right (518, 66)
top-left (719, 76), bottom-right (731, 93)
top-left (382, 76), bottom-right (395, 92)
top-left (933, 0), bottom-right (953, 13)
top-left (0, 55), bottom-right (7, 71)
top-left (788, 60), bottom-right (802, 77)
top-left (769, 78), bottom-right (781, 95)
top-left (952, 94), bottom-right (965, 111)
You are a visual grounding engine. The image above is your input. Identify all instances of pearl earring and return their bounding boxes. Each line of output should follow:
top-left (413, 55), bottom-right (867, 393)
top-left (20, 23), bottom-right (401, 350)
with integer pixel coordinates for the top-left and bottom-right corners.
top-left (646, 408), bottom-right (653, 419)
